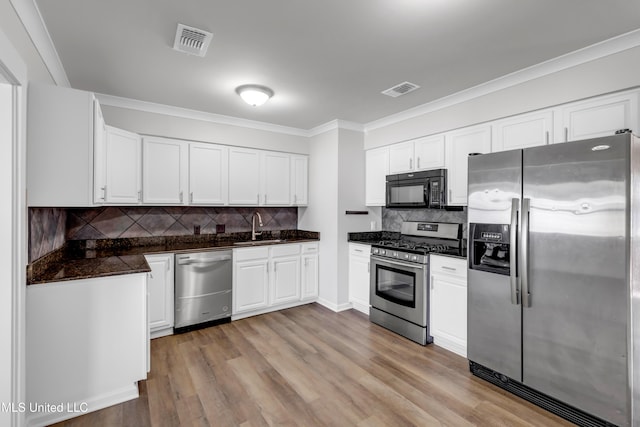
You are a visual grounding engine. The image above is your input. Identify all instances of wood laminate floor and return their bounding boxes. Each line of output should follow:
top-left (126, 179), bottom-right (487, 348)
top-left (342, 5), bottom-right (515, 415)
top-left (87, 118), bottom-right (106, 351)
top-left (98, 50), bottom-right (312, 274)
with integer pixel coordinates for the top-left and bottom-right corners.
top-left (52, 303), bottom-right (573, 426)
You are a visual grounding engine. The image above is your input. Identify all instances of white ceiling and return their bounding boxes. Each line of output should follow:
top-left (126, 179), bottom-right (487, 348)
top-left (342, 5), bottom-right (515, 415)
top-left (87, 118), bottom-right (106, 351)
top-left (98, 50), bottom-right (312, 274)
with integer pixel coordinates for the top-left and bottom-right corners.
top-left (35, 0), bottom-right (640, 130)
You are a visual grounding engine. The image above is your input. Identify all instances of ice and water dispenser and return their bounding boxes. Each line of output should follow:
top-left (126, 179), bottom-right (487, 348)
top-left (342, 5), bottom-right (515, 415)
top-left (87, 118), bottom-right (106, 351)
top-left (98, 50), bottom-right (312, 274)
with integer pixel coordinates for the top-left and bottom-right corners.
top-left (468, 223), bottom-right (512, 276)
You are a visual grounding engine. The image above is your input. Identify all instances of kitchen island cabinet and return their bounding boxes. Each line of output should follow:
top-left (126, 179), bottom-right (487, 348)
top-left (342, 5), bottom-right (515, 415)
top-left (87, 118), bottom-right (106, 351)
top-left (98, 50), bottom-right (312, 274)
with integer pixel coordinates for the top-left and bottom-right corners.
top-left (26, 273), bottom-right (148, 427)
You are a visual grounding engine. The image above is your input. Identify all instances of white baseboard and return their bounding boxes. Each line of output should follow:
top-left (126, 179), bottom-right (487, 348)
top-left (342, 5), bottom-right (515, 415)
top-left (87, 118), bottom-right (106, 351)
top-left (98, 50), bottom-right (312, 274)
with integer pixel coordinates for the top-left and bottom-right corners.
top-left (433, 336), bottom-right (467, 358)
top-left (316, 298), bottom-right (352, 313)
top-left (231, 299), bottom-right (317, 321)
top-left (150, 327), bottom-right (173, 339)
top-left (26, 383), bottom-right (139, 427)
top-left (350, 301), bottom-right (370, 315)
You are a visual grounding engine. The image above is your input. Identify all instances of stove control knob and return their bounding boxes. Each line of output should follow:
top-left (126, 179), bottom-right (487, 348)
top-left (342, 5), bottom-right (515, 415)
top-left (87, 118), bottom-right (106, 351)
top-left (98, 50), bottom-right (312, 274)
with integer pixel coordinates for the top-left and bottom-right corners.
top-left (411, 255), bottom-right (418, 261)
top-left (380, 249), bottom-right (386, 255)
top-left (392, 251), bottom-right (398, 257)
top-left (403, 253), bottom-right (409, 260)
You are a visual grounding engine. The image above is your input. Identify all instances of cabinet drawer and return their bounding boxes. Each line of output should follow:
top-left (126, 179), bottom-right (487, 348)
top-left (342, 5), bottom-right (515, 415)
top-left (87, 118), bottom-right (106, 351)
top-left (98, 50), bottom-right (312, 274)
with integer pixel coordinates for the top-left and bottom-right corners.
top-left (270, 243), bottom-right (301, 257)
top-left (233, 246), bottom-right (269, 261)
top-left (430, 255), bottom-right (467, 279)
top-left (349, 243), bottom-right (370, 257)
top-left (301, 242), bottom-right (319, 254)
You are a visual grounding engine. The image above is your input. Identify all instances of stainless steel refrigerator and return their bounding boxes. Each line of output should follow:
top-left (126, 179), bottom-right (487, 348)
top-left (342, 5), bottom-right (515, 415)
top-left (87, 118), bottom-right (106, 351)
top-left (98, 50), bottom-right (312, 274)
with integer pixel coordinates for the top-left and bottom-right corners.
top-left (467, 133), bottom-right (640, 427)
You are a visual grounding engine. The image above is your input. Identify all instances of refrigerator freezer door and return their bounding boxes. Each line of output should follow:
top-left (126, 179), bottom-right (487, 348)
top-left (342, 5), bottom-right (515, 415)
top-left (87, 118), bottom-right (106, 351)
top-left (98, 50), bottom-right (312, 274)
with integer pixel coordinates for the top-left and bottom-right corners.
top-left (467, 149), bottom-right (523, 380)
top-left (522, 135), bottom-right (629, 426)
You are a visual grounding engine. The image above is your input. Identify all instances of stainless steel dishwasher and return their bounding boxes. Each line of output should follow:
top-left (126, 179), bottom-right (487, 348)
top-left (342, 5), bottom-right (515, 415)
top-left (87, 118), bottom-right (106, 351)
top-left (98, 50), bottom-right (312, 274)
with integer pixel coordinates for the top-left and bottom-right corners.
top-left (174, 249), bottom-right (232, 332)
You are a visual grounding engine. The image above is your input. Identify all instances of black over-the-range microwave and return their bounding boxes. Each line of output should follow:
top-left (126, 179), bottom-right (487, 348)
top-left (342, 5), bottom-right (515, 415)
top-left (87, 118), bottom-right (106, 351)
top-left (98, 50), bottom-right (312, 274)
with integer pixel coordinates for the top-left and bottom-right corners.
top-left (386, 169), bottom-right (447, 208)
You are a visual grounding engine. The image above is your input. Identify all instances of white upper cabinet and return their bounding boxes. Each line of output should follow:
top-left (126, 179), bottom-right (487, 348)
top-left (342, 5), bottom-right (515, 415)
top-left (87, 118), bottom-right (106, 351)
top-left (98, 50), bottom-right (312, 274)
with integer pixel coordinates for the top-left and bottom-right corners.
top-left (228, 147), bottom-right (261, 205)
top-left (389, 135), bottom-right (445, 174)
top-left (492, 110), bottom-right (553, 152)
top-left (554, 91), bottom-right (639, 143)
top-left (142, 136), bottom-right (188, 205)
top-left (102, 126), bottom-right (142, 204)
top-left (291, 155), bottom-right (309, 206)
top-left (92, 102), bottom-right (107, 204)
top-left (27, 84), bottom-right (100, 206)
top-left (445, 124), bottom-right (491, 206)
top-left (261, 151), bottom-right (291, 206)
top-left (365, 146), bottom-right (389, 206)
top-left (189, 142), bottom-right (228, 205)
top-left (414, 135), bottom-right (445, 170)
top-left (388, 141), bottom-right (415, 174)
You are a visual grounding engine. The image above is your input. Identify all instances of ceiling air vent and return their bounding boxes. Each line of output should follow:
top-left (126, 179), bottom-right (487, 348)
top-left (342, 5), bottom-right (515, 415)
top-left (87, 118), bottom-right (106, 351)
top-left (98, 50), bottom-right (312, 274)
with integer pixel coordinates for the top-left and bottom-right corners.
top-left (173, 24), bottom-right (213, 57)
top-left (381, 81), bottom-right (420, 98)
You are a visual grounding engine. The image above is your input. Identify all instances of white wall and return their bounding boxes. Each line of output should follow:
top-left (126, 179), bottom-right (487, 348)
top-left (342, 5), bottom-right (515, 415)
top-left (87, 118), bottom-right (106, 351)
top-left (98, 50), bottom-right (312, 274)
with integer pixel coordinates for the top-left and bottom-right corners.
top-left (365, 46), bottom-right (640, 148)
top-left (336, 129), bottom-right (374, 306)
top-left (0, 81), bottom-right (13, 427)
top-left (298, 129), bottom-right (340, 308)
top-left (101, 105), bottom-right (310, 154)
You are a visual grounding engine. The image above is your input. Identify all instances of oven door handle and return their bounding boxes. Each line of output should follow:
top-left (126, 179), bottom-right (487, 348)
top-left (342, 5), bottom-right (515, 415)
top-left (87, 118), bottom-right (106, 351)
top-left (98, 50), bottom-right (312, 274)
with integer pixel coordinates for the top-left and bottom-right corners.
top-left (371, 255), bottom-right (424, 270)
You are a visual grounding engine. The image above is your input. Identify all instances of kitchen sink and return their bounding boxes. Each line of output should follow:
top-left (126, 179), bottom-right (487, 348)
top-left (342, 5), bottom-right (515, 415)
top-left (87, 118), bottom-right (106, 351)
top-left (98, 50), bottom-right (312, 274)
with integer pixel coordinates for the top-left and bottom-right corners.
top-left (233, 239), bottom-right (283, 246)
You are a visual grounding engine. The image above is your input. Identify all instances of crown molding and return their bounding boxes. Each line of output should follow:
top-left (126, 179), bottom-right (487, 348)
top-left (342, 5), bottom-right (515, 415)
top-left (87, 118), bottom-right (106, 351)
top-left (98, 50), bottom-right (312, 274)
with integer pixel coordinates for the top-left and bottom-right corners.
top-left (96, 93), bottom-right (311, 137)
top-left (364, 28), bottom-right (640, 133)
top-left (10, 0), bottom-right (70, 86)
top-left (308, 119), bottom-right (364, 137)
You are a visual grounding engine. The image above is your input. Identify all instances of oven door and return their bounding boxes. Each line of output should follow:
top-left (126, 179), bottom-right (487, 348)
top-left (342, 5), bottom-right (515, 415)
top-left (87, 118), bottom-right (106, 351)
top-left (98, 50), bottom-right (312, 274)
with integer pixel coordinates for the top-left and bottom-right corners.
top-left (370, 255), bottom-right (427, 327)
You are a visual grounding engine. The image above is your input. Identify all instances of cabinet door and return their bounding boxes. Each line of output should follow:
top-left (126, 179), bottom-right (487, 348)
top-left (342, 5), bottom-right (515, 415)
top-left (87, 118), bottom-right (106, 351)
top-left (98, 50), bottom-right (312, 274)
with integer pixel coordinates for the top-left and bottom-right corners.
top-left (301, 254), bottom-right (319, 300)
top-left (262, 151), bottom-right (291, 205)
top-left (389, 141), bottom-right (414, 174)
top-left (143, 137), bottom-right (188, 205)
top-left (189, 143), bottom-right (228, 205)
top-left (233, 259), bottom-right (269, 313)
top-left (104, 125), bottom-right (142, 204)
top-left (365, 147), bottom-right (389, 206)
top-left (93, 99), bottom-right (107, 204)
top-left (271, 256), bottom-right (301, 305)
top-left (430, 272), bottom-right (467, 358)
top-left (228, 147), bottom-right (261, 205)
top-left (445, 125), bottom-right (491, 206)
top-left (145, 254), bottom-right (174, 336)
top-left (555, 91), bottom-right (639, 143)
top-left (414, 135), bottom-right (445, 170)
top-left (291, 155), bottom-right (309, 206)
top-left (492, 110), bottom-right (553, 152)
top-left (348, 244), bottom-right (371, 314)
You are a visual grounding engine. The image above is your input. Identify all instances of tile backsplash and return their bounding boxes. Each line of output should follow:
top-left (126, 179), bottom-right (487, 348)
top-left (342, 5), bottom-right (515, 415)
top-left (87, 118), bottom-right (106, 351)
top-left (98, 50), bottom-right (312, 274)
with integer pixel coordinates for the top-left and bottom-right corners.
top-left (29, 208), bottom-right (66, 262)
top-left (382, 207), bottom-right (467, 237)
top-left (29, 206), bottom-right (297, 262)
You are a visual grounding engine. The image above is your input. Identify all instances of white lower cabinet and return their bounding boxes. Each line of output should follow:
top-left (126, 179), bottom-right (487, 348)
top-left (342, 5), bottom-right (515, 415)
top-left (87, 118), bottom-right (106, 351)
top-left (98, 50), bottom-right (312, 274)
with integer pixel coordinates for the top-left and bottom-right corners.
top-left (429, 255), bottom-right (467, 357)
top-left (348, 243), bottom-right (371, 314)
top-left (26, 274), bottom-right (147, 426)
top-left (233, 242), bottom-right (319, 319)
top-left (270, 245), bottom-right (301, 305)
top-left (233, 247), bottom-right (270, 314)
top-left (301, 243), bottom-right (319, 300)
top-left (144, 253), bottom-right (174, 339)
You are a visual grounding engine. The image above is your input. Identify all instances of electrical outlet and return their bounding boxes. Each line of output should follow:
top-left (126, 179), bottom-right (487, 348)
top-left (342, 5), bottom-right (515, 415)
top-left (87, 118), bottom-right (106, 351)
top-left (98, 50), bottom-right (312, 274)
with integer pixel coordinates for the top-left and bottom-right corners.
top-left (194, 225), bottom-right (201, 235)
top-left (216, 224), bottom-right (225, 233)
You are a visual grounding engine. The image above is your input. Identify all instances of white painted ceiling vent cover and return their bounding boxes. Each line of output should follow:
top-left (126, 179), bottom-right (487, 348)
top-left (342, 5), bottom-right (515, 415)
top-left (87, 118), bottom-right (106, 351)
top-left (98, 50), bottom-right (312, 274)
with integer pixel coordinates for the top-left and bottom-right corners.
top-left (173, 24), bottom-right (213, 57)
top-left (381, 81), bottom-right (420, 98)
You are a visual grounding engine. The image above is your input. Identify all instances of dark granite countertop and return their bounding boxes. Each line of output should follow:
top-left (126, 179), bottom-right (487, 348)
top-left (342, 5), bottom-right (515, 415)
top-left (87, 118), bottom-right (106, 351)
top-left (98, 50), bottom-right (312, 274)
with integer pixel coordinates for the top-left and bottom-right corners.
top-left (28, 230), bottom-right (320, 285)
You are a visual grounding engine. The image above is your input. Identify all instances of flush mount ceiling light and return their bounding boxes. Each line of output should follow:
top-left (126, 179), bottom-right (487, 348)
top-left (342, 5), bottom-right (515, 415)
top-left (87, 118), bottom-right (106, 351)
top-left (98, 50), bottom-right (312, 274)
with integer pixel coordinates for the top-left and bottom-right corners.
top-left (235, 85), bottom-right (274, 107)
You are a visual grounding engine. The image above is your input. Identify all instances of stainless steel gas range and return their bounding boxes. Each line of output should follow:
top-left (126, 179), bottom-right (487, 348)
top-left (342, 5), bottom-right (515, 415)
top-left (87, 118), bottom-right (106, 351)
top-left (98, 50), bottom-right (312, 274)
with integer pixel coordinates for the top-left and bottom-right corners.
top-left (369, 221), bottom-right (463, 345)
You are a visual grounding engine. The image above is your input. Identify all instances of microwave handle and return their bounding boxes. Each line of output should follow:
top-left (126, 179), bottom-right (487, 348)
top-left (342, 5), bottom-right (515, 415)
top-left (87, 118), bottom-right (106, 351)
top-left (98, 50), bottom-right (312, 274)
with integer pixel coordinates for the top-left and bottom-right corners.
top-left (424, 179), bottom-right (431, 207)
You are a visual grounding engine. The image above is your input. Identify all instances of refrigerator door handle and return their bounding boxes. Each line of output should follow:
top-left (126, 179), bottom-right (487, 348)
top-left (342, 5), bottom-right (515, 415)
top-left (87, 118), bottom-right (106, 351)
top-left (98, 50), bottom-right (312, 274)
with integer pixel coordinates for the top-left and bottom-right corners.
top-left (510, 198), bottom-right (520, 305)
top-left (521, 198), bottom-right (531, 307)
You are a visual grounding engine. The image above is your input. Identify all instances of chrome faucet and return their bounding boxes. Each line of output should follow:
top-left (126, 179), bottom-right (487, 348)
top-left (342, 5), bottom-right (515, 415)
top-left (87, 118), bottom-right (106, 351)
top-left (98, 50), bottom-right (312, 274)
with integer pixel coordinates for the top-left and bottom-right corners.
top-left (251, 212), bottom-right (263, 241)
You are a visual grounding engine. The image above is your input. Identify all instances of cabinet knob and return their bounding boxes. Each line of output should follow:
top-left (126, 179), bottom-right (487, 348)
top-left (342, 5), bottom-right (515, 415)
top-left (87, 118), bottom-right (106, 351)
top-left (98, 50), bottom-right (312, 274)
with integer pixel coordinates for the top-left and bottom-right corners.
top-left (137, 190), bottom-right (141, 202)
top-left (101, 186), bottom-right (107, 201)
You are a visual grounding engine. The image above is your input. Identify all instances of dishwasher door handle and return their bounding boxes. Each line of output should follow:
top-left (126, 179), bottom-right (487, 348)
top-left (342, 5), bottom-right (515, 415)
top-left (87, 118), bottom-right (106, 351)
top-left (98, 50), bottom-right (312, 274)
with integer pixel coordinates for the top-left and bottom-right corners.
top-left (177, 255), bottom-right (232, 265)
